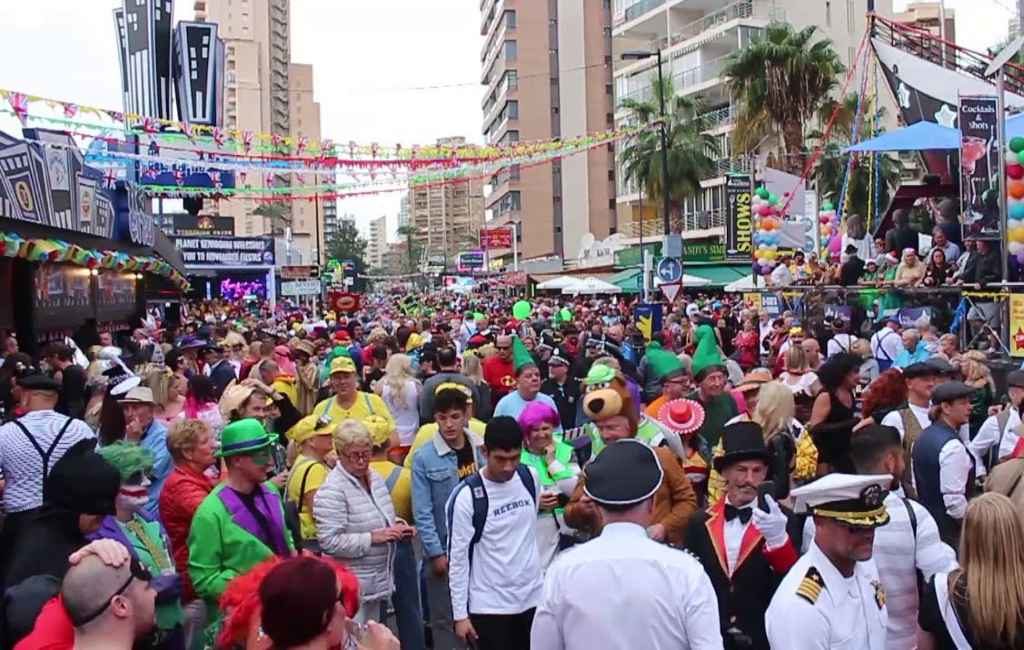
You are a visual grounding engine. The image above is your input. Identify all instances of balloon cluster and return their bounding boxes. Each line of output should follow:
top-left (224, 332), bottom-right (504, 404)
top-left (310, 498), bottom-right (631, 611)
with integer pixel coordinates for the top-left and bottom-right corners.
top-left (1007, 137), bottom-right (1024, 266)
top-left (818, 201), bottom-right (841, 262)
top-left (752, 187), bottom-right (785, 275)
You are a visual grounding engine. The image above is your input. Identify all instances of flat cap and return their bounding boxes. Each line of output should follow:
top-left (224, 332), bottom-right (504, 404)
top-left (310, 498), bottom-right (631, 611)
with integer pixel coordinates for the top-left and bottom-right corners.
top-left (931, 381), bottom-right (976, 404)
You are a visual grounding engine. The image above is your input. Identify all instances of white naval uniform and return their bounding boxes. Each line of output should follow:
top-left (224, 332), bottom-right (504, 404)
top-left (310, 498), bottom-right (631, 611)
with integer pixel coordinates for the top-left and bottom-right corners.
top-left (530, 522), bottom-right (723, 650)
top-left (766, 541), bottom-right (887, 650)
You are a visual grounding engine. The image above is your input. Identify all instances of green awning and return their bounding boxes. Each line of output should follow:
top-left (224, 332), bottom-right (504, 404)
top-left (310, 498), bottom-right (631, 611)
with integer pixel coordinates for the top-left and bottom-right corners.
top-left (609, 268), bottom-right (642, 294)
top-left (685, 264), bottom-right (750, 285)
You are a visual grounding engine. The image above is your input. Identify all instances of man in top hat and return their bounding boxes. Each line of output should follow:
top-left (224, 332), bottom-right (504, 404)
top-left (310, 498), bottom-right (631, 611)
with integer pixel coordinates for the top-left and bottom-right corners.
top-left (532, 439), bottom-right (722, 649)
top-left (911, 381), bottom-right (977, 549)
top-left (564, 366), bottom-right (696, 545)
top-left (970, 369), bottom-right (1024, 473)
top-left (765, 473), bottom-right (893, 650)
top-left (188, 418), bottom-right (294, 621)
top-left (684, 421), bottom-right (799, 649)
top-left (310, 356), bottom-right (394, 435)
top-left (540, 348), bottom-right (580, 432)
top-left (688, 323), bottom-right (739, 448)
top-left (117, 385), bottom-right (171, 521)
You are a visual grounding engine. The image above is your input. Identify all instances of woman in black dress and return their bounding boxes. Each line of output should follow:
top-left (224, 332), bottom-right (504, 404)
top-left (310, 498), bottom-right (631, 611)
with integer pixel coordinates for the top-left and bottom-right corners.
top-left (919, 492), bottom-right (1024, 649)
top-left (807, 353), bottom-right (861, 428)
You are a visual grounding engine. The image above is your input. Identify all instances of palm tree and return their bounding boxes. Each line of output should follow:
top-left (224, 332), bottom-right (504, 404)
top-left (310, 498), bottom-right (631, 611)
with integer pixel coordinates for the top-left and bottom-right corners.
top-left (618, 77), bottom-right (719, 233)
top-left (251, 201), bottom-right (291, 235)
top-left (723, 23), bottom-right (845, 175)
top-left (396, 225), bottom-right (421, 275)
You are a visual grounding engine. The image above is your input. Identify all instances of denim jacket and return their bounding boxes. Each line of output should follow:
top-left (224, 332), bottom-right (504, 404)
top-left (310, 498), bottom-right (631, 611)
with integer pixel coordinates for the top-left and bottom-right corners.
top-left (410, 428), bottom-right (485, 558)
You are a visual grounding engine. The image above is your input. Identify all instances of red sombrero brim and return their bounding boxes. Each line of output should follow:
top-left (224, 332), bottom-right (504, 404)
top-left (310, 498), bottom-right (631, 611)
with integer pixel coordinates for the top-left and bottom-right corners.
top-left (656, 399), bottom-right (706, 436)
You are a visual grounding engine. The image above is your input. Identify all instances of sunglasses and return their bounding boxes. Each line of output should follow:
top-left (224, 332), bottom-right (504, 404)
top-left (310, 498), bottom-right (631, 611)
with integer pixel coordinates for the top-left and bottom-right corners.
top-left (70, 558), bottom-right (152, 627)
top-left (496, 346), bottom-right (511, 351)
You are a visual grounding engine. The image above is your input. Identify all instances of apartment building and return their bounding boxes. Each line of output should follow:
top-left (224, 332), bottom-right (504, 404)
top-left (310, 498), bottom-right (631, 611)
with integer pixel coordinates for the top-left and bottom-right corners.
top-left (612, 0), bottom-right (893, 239)
top-left (408, 137), bottom-right (485, 267)
top-left (479, 0), bottom-right (617, 266)
top-left (195, 0), bottom-right (324, 265)
top-left (367, 215), bottom-right (387, 270)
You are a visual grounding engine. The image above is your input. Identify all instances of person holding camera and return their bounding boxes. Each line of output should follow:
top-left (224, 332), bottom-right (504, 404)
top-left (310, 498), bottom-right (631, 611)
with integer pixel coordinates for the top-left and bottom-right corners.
top-left (683, 421), bottom-right (800, 650)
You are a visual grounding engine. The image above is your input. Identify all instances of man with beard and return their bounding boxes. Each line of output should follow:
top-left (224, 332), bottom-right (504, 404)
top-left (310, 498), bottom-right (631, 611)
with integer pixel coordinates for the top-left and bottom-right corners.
top-left (766, 473), bottom-right (893, 650)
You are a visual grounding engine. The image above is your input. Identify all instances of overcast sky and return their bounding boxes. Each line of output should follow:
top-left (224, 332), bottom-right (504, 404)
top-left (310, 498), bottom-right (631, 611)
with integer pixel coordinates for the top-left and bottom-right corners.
top-left (0, 0), bottom-right (1014, 242)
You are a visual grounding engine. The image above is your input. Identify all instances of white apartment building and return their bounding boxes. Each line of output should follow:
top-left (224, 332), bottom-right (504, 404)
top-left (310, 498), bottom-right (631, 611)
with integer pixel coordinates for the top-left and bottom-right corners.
top-left (367, 215), bottom-right (387, 270)
top-left (612, 0), bottom-right (893, 239)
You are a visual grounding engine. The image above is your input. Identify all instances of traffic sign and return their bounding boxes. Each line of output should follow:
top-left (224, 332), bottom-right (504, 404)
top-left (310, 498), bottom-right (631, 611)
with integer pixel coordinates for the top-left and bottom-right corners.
top-left (660, 282), bottom-right (681, 303)
top-left (656, 257), bottom-right (683, 284)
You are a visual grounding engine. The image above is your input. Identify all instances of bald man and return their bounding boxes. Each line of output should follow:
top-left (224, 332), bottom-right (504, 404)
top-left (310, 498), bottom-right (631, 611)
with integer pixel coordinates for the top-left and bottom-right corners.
top-left (482, 334), bottom-right (516, 408)
top-left (62, 548), bottom-right (156, 650)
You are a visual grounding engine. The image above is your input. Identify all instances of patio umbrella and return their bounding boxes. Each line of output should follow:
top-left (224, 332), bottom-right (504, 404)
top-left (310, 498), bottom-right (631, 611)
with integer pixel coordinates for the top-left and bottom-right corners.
top-left (561, 276), bottom-right (622, 295)
top-left (535, 275), bottom-right (578, 290)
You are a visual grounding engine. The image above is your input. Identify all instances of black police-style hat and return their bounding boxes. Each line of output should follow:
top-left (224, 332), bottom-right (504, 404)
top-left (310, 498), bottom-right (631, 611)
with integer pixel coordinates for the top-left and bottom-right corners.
top-left (714, 421), bottom-right (770, 472)
top-left (931, 381), bottom-right (976, 404)
top-left (583, 439), bottom-right (663, 506)
top-left (17, 370), bottom-right (61, 392)
top-left (1007, 370), bottom-right (1024, 389)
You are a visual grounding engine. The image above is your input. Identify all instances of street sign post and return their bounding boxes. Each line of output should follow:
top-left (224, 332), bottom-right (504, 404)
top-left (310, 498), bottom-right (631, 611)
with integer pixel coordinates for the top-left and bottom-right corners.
top-left (656, 257), bottom-right (683, 284)
top-left (660, 282), bottom-right (681, 303)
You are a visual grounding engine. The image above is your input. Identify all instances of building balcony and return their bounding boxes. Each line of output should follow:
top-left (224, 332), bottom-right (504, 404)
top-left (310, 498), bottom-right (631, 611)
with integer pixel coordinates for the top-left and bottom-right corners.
top-left (481, 1), bottom-right (509, 57)
top-left (614, 0), bottom-right (667, 32)
top-left (653, 0), bottom-right (781, 52)
top-left (480, 28), bottom-right (509, 84)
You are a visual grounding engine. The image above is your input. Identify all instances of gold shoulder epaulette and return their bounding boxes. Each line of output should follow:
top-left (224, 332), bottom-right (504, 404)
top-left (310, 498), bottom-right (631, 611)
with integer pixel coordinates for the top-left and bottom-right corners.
top-left (796, 567), bottom-right (825, 605)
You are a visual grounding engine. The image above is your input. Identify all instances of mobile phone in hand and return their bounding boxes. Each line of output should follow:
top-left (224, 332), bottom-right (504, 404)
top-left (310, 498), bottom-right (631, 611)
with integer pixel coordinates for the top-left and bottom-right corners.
top-left (757, 481), bottom-right (776, 512)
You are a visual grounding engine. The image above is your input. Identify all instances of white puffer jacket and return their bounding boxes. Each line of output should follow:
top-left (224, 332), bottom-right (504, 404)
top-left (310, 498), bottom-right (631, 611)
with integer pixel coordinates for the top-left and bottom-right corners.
top-left (314, 463), bottom-right (397, 601)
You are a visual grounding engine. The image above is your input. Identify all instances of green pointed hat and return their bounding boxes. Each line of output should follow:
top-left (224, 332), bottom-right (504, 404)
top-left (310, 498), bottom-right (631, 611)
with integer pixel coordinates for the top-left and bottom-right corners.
top-left (691, 324), bottom-right (726, 380)
top-left (645, 341), bottom-right (685, 381)
top-left (512, 336), bottom-right (536, 375)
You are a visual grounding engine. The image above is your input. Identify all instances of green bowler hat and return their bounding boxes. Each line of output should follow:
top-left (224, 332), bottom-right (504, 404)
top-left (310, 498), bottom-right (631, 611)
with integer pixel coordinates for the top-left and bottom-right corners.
top-left (217, 418), bottom-right (278, 458)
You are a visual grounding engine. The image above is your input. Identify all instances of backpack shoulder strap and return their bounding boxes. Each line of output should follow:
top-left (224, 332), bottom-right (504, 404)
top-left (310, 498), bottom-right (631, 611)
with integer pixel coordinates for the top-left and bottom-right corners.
top-left (995, 409), bottom-right (1013, 456)
top-left (294, 459), bottom-right (321, 516)
top-left (363, 392), bottom-right (375, 415)
top-left (516, 464), bottom-right (537, 505)
top-left (448, 473), bottom-right (489, 566)
top-left (902, 497), bottom-right (918, 539)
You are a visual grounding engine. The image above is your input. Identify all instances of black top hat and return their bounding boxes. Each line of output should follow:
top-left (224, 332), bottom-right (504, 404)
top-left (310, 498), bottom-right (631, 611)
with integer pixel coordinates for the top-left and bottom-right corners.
top-left (713, 421), bottom-right (770, 472)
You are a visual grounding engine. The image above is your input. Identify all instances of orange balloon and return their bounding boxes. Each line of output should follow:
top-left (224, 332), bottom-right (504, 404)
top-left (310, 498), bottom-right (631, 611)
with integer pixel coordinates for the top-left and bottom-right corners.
top-left (1010, 179), bottom-right (1024, 199)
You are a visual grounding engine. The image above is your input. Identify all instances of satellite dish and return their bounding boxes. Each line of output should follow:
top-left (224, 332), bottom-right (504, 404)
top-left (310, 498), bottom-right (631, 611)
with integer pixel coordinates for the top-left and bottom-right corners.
top-left (985, 35), bottom-right (1024, 78)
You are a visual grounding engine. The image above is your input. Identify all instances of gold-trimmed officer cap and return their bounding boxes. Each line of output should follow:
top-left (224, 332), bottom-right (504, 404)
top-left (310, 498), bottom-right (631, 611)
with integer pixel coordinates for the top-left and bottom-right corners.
top-left (791, 473), bottom-right (892, 528)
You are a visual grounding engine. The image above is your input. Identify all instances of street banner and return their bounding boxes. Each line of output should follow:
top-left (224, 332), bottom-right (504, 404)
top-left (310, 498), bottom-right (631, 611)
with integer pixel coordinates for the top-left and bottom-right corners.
top-left (279, 265), bottom-right (319, 279)
top-left (280, 279), bottom-right (321, 297)
top-left (457, 250), bottom-right (485, 272)
top-left (725, 174), bottom-right (754, 261)
top-left (480, 227), bottom-right (513, 250)
top-left (1011, 293), bottom-right (1024, 356)
top-left (634, 303), bottom-right (663, 341)
top-left (958, 95), bottom-right (1000, 239)
top-left (327, 291), bottom-right (362, 313)
top-left (173, 236), bottom-right (274, 266)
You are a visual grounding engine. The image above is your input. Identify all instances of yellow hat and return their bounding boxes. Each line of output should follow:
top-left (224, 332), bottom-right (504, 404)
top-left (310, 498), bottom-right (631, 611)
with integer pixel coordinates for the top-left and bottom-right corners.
top-left (364, 415), bottom-right (392, 447)
top-left (288, 415), bottom-right (334, 445)
top-left (330, 356), bottom-right (357, 375)
top-left (405, 332), bottom-right (423, 352)
top-left (434, 382), bottom-right (472, 401)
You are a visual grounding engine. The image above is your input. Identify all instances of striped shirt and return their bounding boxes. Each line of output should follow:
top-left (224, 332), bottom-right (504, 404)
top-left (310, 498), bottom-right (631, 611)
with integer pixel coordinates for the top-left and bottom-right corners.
top-left (803, 492), bottom-right (958, 650)
top-left (0, 409), bottom-right (96, 513)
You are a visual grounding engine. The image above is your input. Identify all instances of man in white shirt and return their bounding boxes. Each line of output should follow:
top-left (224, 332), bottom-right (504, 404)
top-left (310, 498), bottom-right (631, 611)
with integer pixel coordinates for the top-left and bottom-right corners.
top-left (847, 425), bottom-right (957, 650)
top-left (447, 416), bottom-right (542, 650)
top-left (881, 362), bottom-right (940, 495)
top-left (870, 318), bottom-right (903, 372)
top-left (826, 319), bottom-right (857, 358)
top-left (767, 473), bottom-right (892, 650)
top-left (911, 382), bottom-right (977, 550)
top-left (531, 439), bottom-right (723, 650)
top-left (970, 370), bottom-right (1024, 474)
top-left (769, 256), bottom-right (794, 288)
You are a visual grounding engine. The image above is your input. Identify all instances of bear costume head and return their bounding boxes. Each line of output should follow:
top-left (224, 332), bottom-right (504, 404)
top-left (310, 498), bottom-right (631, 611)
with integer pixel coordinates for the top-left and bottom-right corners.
top-left (582, 363), bottom-right (639, 434)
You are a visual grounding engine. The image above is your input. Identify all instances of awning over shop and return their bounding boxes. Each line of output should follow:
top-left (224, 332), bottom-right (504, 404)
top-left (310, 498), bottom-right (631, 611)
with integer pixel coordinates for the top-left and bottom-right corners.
top-left (685, 264), bottom-right (750, 286)
top-left (610, 268), bottom-right (643, 294)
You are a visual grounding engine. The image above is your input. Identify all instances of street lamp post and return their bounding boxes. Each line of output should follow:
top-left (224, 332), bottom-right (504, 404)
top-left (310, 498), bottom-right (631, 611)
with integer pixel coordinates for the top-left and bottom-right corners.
top-left (622, 49), bottom-right (671, 236)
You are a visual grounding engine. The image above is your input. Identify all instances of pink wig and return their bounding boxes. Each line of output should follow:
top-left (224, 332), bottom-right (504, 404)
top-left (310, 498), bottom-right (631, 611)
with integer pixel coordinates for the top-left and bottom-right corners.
top-left (517, 400), bottom-right (560, 439)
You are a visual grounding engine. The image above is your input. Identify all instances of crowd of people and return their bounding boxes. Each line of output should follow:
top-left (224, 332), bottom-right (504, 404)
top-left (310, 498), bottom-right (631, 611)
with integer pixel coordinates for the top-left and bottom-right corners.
top-left (0, 285), bottom-right (1023, 650)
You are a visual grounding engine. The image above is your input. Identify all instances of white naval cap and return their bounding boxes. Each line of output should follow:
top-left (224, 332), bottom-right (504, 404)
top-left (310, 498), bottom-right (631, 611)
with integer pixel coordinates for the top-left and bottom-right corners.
top-left (791, 473), bottom-right (893, 528)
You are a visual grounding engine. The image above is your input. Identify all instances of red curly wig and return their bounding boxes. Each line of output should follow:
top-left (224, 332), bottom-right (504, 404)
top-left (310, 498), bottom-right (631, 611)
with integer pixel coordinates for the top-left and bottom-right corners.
top-left (215, 556), bottom-right (360, 649)
top-left (860, 369), bottom-right (908, 421)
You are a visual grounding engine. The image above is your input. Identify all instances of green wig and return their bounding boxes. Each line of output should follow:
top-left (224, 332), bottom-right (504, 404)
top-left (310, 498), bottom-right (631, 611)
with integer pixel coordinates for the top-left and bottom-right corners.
top-left (98, 441), bottom-right (155, 483)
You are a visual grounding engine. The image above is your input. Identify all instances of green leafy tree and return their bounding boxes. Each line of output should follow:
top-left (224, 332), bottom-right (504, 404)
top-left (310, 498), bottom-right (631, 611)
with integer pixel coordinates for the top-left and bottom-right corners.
top-left (327, 219), bottom-right (367, 272)
top-left (396, 225), bottom-right (423, 275)
top-left (618, 77), bottom-right (719, 233)
top-left (250, 201), bottom-right (291, 235)
top-left (724, 23), bottom-right (845, 174)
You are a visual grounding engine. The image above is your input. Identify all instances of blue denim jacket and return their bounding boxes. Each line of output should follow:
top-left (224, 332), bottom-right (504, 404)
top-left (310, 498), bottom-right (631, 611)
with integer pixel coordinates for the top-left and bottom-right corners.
top-left (410, 429), bottom-right (484, 558)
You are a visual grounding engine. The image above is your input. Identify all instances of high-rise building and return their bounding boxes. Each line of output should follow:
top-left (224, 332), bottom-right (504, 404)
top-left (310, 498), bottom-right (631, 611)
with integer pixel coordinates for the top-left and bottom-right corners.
top-left (611, 0), bottom-right (893, 238)
top-left (195, 0), bottom-right (324, 265)
top-left (479, 0), bottom-right (617, 265)
top-left (894, 2), bottom-right (956, 43)
top-left (367, 215), bottom-right (387, 269)
top-left (408, 137), bottom-right (485, 266)
top-left (398, 192), bottom-right (410, 230)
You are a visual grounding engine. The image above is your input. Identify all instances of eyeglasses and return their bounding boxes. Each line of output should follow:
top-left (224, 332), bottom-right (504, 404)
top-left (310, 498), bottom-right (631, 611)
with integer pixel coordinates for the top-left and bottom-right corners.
top-left (69, 558), bottom-right (152, 627)
top-left (496, 346), bottom-right (511, 351)
top-left (343, 450), bottom-right (372, 461)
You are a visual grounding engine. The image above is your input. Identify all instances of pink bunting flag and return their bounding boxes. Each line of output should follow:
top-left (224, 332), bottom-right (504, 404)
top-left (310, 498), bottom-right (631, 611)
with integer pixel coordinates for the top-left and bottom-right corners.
top-left (141, 117), bottom-right (159, 134)
top-left (296, 136), bottom-right (308, 155)
top-left (242, 130), bottom-right (254, 154)
top-left (212, 127), bottom-right (226, 148)
top-left (8, 92), bottom-right (28, 125)
top-left (62, 103), bottom-right (78, 119)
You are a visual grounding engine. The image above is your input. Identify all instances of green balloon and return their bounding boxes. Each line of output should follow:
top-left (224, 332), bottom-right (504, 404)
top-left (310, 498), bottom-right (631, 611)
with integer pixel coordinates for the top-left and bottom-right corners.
top-left (559, 308), bottom-right (572, 322)
top-left (822, 200), bottom-right (834, 211)
top-left (756, 187), bottom-right (770, 200)
top-left (1011, 137), bottom-right (1024, 154)
top-left (767, 193), bottom-right (779, 204)
top-left (472, 311), bottom-right (485, 321)
top-left (512, 300), bottom-right (532, 320)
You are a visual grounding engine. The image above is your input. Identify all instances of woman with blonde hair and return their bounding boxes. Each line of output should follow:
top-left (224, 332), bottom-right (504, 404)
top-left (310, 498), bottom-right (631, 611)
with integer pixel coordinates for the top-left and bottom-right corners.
top-left (375, 353), bottom-right (420, 447)
top-left (778, 345), bottom-right (819, 424)
top-left (919, 492), bottom-right (1024, 649)
top-left (461, 353), bottom-right (493, 420)
top-left (961, 350), bottom-right (996, 438)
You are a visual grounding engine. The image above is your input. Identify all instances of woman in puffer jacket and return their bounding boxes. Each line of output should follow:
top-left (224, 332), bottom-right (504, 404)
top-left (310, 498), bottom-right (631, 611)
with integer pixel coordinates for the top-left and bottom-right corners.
top-left (314, 418), bottom-right (416, 624)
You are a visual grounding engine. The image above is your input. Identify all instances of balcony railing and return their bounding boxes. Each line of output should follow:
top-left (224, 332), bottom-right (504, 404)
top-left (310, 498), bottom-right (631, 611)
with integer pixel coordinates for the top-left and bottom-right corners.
top-left (653, 0), bottom-right (782, 50)
top-left (623, 0), bottom-right (665, 23)
top-left (681, 208), bottom-right (725, 231)
top-left (701, 105), bottom-right (735, 129)
top-left (670, 55), bottom-right (729, 93)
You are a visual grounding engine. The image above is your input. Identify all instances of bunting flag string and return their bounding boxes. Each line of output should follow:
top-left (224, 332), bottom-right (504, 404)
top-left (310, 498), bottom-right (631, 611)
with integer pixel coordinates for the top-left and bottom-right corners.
top-left (0, 87), bottom-right (651, 161)
top-left (0, 232), bottom-right (189, 290)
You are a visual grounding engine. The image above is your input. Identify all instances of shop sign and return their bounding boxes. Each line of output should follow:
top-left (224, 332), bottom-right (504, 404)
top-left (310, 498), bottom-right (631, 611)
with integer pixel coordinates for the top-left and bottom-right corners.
top-left (280, 265), bottom-right (319, 279)
top-left (173, 236), bottom-right (275, 266)
top-left (457, 251), bottom-right (485, 272)
top-left (725, 174), bottom-right (753, 261)
top-left (280, 279), bottom-right (322, 297)
top-left (1011, 293), bottom-right (1024, 357)
top-left (480, 227), bottom-right (513, 249)
top-left (171, 214), bottom-right (234, 237)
